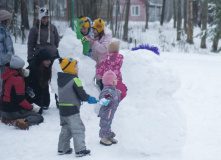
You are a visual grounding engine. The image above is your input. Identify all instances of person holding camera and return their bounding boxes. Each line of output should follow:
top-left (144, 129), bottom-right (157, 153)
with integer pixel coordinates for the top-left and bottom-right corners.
top-left (1, 54), bottom-right (43, 130)
top-left (25, 49), bottom-right (52, 113)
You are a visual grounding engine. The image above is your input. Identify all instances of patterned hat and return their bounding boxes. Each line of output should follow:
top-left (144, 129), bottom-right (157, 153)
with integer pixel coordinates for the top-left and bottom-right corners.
top-left (38, 7), bottom-right (49, 20)
top-left (92, 18), bottom-right (104, 33)
top-left (80, 17), bottom-right (90, 28)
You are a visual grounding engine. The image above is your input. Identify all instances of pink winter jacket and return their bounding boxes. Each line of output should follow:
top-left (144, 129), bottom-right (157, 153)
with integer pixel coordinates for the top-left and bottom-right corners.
top-left (96, 52), bottom-right (127, 101)
top-left (91, 33), bottom-right (112, 65)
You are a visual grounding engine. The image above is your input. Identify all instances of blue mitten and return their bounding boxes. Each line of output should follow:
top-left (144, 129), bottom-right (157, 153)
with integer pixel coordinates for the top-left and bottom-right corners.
top-left (88, 95), bottom-right (97, 104)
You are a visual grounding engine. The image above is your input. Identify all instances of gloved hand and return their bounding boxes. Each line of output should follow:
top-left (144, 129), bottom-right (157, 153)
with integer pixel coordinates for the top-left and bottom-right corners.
top-left (87, 95), bottom-right (97, 104)
top-left (27, 59), bottom-right (34, 64)
top-left (81, 37), bottom-right (86, 43)
top-left (82, 36), bottom-right (94, 43)
top-left (32, 104), bottom-right (41, 113)
top-left (22, 69), bottom-right (30, 77)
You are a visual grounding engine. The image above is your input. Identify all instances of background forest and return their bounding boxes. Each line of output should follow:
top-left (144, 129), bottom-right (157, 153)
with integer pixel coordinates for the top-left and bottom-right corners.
top-left (0, 0), bottom-right (221, 53)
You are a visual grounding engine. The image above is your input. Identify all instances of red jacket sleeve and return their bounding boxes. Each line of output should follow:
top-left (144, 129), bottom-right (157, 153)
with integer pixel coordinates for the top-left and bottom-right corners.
top-left (14, 76), bottom-right (33, 111)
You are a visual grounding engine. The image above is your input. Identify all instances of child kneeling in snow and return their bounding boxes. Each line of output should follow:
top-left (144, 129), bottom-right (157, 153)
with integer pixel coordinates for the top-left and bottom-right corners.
top-left (99, 70), bottom-right (121, 146)
top-left (1, 54), bottom-right (43, 130)
top-left (57, 58), bottom-right (97, 157)
top-left (96, 41), bottom-right (127, 101)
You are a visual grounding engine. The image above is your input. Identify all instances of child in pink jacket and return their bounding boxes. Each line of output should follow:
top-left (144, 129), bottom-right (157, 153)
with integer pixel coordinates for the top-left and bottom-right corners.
top-left (96, 41), bottom-right (127, 101)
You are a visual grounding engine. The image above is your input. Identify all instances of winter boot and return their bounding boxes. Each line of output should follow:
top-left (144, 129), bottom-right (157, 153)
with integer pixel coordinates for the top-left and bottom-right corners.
top-left (14, 119), bottom-right (29, 130)
top-left (2, 117), bottom-right (29, 130)
top-left (100, 138), bottom-right (112, 146)
top-left (108, 137), bottom-right (118, 144)
top-left (75, 149), bottom-right (91, 157)
top-left (58, 148), bottom-right (73, 155)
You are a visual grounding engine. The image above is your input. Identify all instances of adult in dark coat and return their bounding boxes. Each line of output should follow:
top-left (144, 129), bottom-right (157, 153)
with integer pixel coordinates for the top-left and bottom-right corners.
top-left (25, 49), bottom-right (52, 113)
top-left (27, 7), bottom-right (60, 64)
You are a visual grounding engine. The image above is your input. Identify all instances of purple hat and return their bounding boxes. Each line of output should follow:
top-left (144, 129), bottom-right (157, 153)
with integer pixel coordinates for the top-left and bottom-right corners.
top-left (0, 10), bottom-right (12, 21)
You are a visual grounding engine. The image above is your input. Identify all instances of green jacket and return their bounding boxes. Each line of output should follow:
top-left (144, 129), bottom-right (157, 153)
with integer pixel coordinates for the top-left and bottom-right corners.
top-left (57, 72), bottom-right (89, 116)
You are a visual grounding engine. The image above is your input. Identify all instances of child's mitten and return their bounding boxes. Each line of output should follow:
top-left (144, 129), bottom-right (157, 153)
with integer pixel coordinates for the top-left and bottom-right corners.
top-left (88, 95), bottom-right (97, 104)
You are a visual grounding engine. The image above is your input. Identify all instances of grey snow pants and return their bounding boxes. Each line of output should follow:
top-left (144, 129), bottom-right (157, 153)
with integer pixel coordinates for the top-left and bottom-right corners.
top-left (58, 113), bottom-right (86, 153)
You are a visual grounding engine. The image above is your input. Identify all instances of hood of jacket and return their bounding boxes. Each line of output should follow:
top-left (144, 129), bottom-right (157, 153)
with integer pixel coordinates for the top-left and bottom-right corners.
top-left (103, 52), bottom-right (124, 66)
top-left (1, 67), bottom-right (19, 80)
top-left (57, 72), bottom-right (76, 88)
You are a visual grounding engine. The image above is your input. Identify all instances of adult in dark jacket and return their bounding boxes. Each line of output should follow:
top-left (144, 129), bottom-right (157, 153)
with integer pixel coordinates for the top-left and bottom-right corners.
top-left (27, 7), bottom-right (60, 64)
top-left (25, 49), bottom-right (52, 113)
top-left (1, 54), bottom-right (43, 130)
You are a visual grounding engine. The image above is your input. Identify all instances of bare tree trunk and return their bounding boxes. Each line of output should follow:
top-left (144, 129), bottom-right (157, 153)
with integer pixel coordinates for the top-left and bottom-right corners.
top-left (183, 0), bottom-right (187, 33)
top-left (33, 0), bottom-right (38, 26)
top-left (21, 0), bottom-right (29, 44)
top-left (200, 0), bottom-right (207, 49)
top-left (193, 0), bottom-right (198, 26)
top-left (107, 0), bottom-right (110, 24)
top-left (91, 0), bottom-right (97, 21)
top-left (212, 34), bottom-right (219, 52)
top-left (186, 0), bottom-right (194, 44)
top-left (110, 1), bottom-right (114, 33)
top-left (173, 0), bottom-right (176, 28)
top-left (160, 0), bottom-right (166, 26)
top-left (45, 0), bottom-right (49, 6)
top-left (145, 0), bottom-right (149, 29)
top-left (165, 0), bottom-right (173, 22)
top-left (114, 0), bottom-right (120, 37)
top-left (14, 0), bottom-right (19, 13)
top-left (123, 0), bottom-right (130, 41)
top-left (10, 0), bottom-right (20, 42)
top-left (50, 0), bottom-right (54, 24)
top-left (177, 0), bottom-right (182, 40)
top-left (76, 0), bottom-right (79, 17)
top-left (66, 0), bottom-right (71, 26)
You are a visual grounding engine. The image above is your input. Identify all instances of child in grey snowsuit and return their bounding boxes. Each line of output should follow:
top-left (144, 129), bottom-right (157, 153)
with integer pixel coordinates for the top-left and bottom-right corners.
top-left (57, 57), bottom-right (97, 157)
top-left (99, 70), bottom-right (121, 146)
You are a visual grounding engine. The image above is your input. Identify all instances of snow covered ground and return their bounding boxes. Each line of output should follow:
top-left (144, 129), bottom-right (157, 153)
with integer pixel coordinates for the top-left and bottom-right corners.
top-left (0, 26), bottom-right (221, 160)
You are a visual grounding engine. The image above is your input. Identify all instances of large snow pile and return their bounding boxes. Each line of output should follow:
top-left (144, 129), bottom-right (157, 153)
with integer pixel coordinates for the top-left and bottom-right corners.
top-left (46, 28), bottom-right (186, 155)
top-left (115, 50), bottom-right (186, 154)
